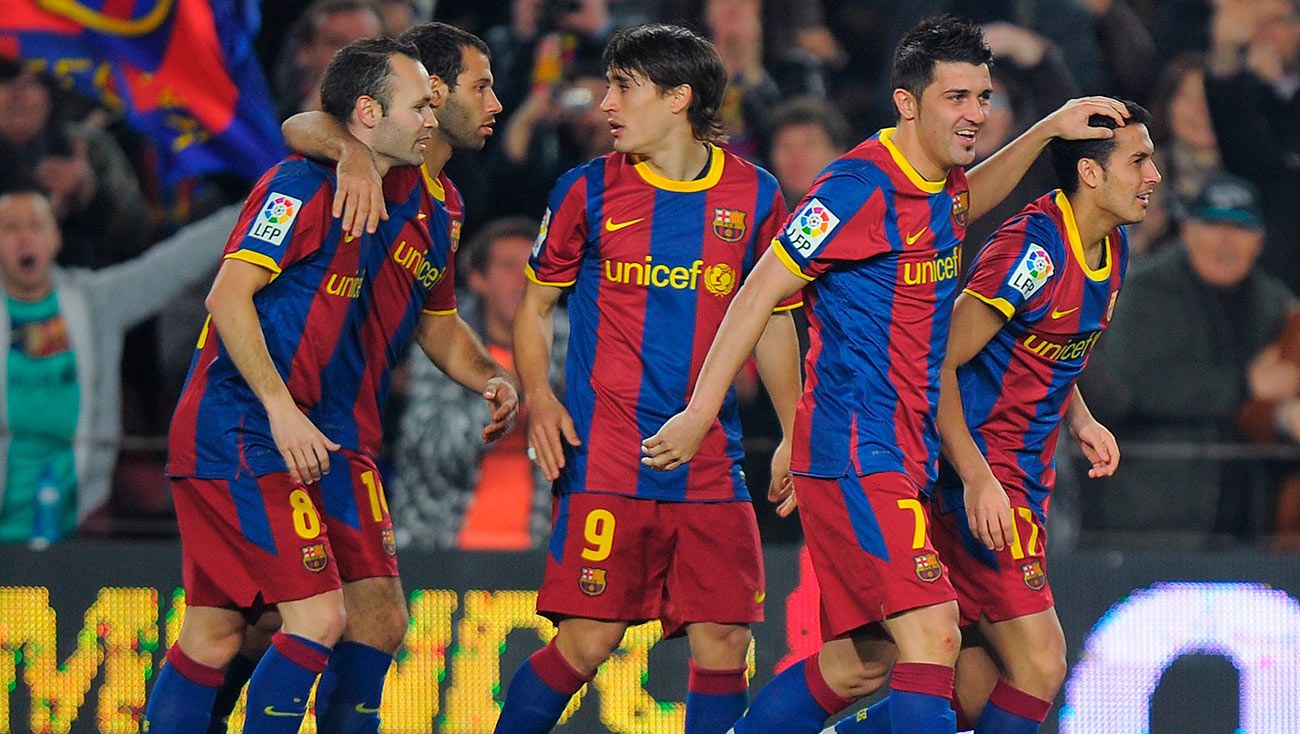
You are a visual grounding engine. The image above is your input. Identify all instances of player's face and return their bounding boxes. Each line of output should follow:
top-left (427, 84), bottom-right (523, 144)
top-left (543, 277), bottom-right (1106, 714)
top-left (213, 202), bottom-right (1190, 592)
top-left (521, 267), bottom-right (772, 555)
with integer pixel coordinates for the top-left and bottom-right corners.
top-left (469, 234), bottom-right (533, 331)
top-left (0, 193), bottom-right (60, 297)
top-left (600, 68), bottom-right (682, 155)
top-left (915, 61), bottom-right (991, 170)
top-left (1182, 219), bottom-right (1265, 288)
top-left (1095, 123), bottom-right (1161, 225)
top-left (437, 47), bottom-right (502, 152)
top-left (373, 55), bottom-right (437, 166)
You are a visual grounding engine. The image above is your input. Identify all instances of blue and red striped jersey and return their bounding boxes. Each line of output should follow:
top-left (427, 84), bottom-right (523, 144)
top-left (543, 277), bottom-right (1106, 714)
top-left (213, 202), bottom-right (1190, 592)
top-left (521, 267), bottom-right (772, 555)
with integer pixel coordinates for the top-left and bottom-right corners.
top-left (527, 145), bottom-right (799, 502)
top-left (938, 190), bottom-right (1128, 515)
top-left (772, 129), bottom-right (970, 491)
top-left (167, 158), bottom-right (457, 478)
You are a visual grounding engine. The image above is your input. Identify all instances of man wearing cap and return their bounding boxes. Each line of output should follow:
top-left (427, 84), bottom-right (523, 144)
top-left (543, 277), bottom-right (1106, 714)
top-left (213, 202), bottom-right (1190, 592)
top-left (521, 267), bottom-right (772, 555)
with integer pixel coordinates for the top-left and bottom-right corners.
top-left (1082, 172), bottom-right (1297, 544)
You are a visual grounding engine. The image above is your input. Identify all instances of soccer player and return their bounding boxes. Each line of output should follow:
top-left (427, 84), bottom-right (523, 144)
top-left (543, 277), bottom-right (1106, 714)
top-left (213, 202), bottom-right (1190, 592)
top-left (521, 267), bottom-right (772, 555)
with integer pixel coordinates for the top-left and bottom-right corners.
top-left (196, 23), bottom-right (508, 732)
top-left (494, 23), bottom-right (804, 734)
top-left (829, 100), bottom-right (1158, 734)
top-left (641, 16), bottom-right (1128, 734)
top-left (144, 37), bottom-right (516, 734)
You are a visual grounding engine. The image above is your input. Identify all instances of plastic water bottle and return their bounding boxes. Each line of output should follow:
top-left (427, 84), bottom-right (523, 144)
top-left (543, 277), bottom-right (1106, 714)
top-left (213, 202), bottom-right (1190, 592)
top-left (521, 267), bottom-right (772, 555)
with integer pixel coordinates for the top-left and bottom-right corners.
top-left (29, 466), bottom-right (62, 550)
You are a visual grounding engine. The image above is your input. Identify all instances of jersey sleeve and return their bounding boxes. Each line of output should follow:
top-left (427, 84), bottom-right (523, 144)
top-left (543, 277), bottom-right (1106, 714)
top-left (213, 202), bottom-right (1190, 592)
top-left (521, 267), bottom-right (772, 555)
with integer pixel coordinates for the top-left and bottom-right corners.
top-left (962, 215), bottom-right (1060, 320)
top-left (770, 166), bottom-right (887, 281)
top-left (422, 254), bottom-right (458, 315)
top-left (752, 186), bottom-right (803, 311)
top-left (223, 163), bottom-right (331, 276)
top-left (526, 167), bottom-right (589, 288)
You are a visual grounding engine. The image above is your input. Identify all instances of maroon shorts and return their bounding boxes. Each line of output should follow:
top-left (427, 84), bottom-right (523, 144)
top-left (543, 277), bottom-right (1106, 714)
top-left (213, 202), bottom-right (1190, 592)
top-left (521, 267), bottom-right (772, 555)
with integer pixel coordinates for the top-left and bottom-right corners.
top-left (929, 490), bottom-right (1053, 627)
top-left (173, 450), bottom-right (397, 610)
top-left (797, 471), bottom-right (956, 641)
top-left (537, 493), bottom-right (764, 638)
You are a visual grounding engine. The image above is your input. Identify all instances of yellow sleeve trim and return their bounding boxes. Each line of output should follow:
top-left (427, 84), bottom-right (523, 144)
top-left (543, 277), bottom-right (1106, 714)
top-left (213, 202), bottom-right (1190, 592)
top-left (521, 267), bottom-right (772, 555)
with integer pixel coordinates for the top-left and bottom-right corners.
top-left (772, 300), bottom-right (804, 313)
top-left (772, 239), bottom-right (816, 282)
top-left (422, 307), bottom-right (458, 316)
top-left (963, 289), bottom-right (1015, 320)
top-left (525, 263), bottom-right (577, 288)
top-left (224, 250), bottom-right (282, 280)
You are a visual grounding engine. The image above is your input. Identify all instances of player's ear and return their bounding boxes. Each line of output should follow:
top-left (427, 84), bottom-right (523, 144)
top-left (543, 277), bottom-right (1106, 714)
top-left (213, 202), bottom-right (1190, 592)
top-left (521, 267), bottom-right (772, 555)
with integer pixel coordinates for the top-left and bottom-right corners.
top-left (893, 88), bottom-right (919, 122)
top-left (668, 83), bottom-right (692, 116)
top-left (429, 75), bottom-right (450, 109)
top-left (1078, 157), bottom-right (1103, 190)
top-left (354, 95), bottom-right (382, 129)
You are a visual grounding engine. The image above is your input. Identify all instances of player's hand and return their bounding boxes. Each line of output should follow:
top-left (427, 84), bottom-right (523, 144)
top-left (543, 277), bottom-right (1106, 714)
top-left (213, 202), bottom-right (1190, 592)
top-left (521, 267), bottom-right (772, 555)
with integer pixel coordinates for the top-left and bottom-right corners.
top-left (334, 141), bottom-right (387, 239)
top-left (640, 410), bottom-right (712, 472)
top-left (267, 399), bottom-right (341, 485)
top-left (481, 376), bottom-right (519, 443)
top-left (964, 474), bottom-right (1013, 551)
top-left (527, 391), bottom-right (581, 481)
top-left (1072, 418), bottom-right (1120, 478)
top-left (768, 437), bottom-right (797, 517)
top-left (1041, 96), bottom-right (1130, 141)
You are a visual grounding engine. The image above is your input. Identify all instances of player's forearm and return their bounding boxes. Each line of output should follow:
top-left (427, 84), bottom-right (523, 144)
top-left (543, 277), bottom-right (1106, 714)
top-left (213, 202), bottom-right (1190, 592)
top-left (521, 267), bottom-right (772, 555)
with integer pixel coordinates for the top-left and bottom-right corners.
top-left (753, 311), bottom-right (802, 439)
top-left (205, 288), bottom-right (293, 410)
top-left (513, 298), bottom-right (559, 404)
top-left (282, 111), bottom-right (362, 164)
top-left (966, 123), bottom-right (1053, 222)
top-left (937, 366), bottom-right (996, 485)
top-left (1066, 385), bottom-right (1096, 432)
top-left (686, 281), bottom-right (786, 421)
top-left (418, 314), bottom-right (512, 393)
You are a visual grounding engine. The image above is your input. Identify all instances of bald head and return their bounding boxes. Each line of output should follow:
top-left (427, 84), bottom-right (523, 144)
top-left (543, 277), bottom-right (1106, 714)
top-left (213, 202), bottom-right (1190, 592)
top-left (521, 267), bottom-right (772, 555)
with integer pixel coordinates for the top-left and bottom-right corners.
top-left (0, 190), bottom-right (61, 300)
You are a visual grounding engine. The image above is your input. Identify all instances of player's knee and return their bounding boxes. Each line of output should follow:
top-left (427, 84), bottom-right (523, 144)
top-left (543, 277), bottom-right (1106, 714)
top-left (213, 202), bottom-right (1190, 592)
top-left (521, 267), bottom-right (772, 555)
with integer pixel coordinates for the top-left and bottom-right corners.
top-left (557, 626), bottom-right (624, 674)
top-left (693, 624), bottom-right (752, 665)
top-left (1025, 643), bottom-right (1067, 694)
top-left (823, 654), bottom-right (889, 699)
top-left (362, 601), bottom-right (410, 654)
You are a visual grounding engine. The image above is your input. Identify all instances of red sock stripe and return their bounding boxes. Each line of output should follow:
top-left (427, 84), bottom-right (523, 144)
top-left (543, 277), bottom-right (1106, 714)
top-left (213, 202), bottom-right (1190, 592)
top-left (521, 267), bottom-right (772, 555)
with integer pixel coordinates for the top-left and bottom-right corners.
top-left (989, 679), bottom-right (1052, 723)
top-left (271, 632), bottom-right (330, 673)
top-left (531, 641), bottom-right (593, 696)
top-left (165, 645), bottom-right (226, 688)
top-left (890, 662), bottom-right (955, 698)
top-left (804, 653), bottom-right (854, 715)
top-left (688, 660), bottom-right (748, 696)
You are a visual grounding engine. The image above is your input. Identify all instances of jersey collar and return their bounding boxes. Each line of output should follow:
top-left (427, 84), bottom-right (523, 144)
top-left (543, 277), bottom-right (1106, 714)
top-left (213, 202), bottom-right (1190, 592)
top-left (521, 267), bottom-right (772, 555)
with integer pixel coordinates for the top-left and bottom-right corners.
top-left (1054, 190), bottom-right (1112, 282)
top-left (633, 144), bottom-right (725, 192)
top-left (879, 128), bottom-right (946, 194)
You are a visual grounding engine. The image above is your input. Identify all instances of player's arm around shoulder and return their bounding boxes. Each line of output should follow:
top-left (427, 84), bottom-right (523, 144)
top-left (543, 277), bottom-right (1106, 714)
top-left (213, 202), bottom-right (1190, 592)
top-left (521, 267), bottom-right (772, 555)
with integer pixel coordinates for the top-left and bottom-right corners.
top-left (415, 310), bottom-right (518, 443)
top-left (282, 111), bottom-right (387, 238)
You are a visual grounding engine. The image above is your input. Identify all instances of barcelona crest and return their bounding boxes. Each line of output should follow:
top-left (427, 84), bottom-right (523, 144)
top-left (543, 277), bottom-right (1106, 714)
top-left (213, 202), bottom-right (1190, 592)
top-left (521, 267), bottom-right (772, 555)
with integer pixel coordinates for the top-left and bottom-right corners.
top-left (382, 528), bottom-right (397, 557)
top-left (579, 567), bottom-right (607, 596)
top-left (913, 551), bottom-right (943, 583)
top-left (952, 190), bottom-right (970, 228)
top-left (301, 543), bottom-right (329, 572)
top-left (712, 208), bottom-right (747, 242)
top-left (1022, 561), bottom-right (1046, 590)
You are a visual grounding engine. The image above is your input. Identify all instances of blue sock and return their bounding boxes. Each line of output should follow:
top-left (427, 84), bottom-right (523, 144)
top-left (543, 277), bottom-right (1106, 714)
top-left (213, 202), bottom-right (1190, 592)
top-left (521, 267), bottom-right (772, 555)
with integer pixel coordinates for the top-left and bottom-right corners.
top-left (833, 697), bottom-right (891, 733)
top-left (975, 680), bottom-right (1049, 734)
top-left (889, 663), bottom-right (956, 734)
top-left (207, 653), bottom-right (258, 734)
top-left (243, 632), bottom-right (331, 733)
top-left (143, 646), bottom-right (226, 734)
top-left (494, 641), bottom-right (592, 733)
top-left (685, 661), bottom-right (748, 734)
top-left (316, 641), bottom-right (393, 733)
top-left (733, 655), bottom-right (850, 734)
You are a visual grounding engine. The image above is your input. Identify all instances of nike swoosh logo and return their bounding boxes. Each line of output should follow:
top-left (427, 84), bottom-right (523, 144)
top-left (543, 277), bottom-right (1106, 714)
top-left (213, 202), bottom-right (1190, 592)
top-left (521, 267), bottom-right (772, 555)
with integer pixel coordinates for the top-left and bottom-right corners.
top-left (754, 591), bottom-right (766, 604)
top-left (262, 706), bottom-right (307, 718)
top-left (905, 227), bottom-right (927, 245)
top-left (355, 703), bottom-right (381, 714)
top-left (605, 217), bottom-right (644, 232)
top-left (417, 212), bottom-right (427, 220)
top-left (1050, 306), bottom-right (1080, 319)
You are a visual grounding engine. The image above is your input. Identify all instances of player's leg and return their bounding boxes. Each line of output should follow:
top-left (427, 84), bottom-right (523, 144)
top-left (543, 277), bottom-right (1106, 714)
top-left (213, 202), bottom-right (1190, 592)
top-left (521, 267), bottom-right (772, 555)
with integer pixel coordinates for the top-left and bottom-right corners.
top-left (495, 617), bottom-right (628, 733)
top-left (829, 644), bottom-right (997, 734)
top-left (683, 623), bottom-right (752, 734)
top-left (238, 589), bottom-right (345, 733)
top-left (970, 609), bottom-right (1065, 733)
top-left (208, 612), bottom-right (280, 734)
top-left (144, 605), bottom-right (247, 733)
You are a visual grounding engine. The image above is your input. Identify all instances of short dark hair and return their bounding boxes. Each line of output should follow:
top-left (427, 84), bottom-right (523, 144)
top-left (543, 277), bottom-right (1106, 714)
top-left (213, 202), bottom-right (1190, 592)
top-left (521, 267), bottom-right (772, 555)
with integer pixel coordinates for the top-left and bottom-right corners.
top-left (463, 217), bottom-right (539, 274)
top-left (320, 37), bottom-right (421, 123)
top-left (768, 96), bottom-right (853, 152)
top-left (399, 22), bottom-right (490, 90)
top-left (890, 15), bottom-right (993, 101)
top-left (1048, 99), bottom-right (1152, 194)
top-left (602, 24), bottom-right (726, 143)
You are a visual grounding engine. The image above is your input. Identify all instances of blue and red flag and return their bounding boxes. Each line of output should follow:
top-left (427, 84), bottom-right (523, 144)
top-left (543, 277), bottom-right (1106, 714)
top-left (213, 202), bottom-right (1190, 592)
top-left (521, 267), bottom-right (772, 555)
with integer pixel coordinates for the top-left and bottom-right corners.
top-left (0, 0), bottom-right (284, 185)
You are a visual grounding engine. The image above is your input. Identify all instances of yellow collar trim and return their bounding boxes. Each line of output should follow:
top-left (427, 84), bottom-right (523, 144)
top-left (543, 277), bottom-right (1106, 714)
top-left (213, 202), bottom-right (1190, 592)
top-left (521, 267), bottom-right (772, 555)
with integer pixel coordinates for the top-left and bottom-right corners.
top-left (421, 163), bottom-right (446, 203)
top-left (633, 144), bottom-right (725, 192)
top-left (1054, 190), bottom-right (1111, 282)
top-left (879, 128), bottom-right (945, 194)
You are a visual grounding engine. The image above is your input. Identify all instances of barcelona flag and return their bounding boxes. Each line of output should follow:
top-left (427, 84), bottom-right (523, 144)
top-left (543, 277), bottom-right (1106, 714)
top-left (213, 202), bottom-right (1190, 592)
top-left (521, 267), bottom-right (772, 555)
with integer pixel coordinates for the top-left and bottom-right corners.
top-left (0, 0), bottom-right (285, 185)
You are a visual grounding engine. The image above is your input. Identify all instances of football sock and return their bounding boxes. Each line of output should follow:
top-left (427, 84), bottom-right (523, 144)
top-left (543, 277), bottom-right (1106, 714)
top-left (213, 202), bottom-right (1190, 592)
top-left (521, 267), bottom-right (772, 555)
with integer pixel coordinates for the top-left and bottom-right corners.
top-left (316, 641), bottom-right (393, 734)
top-left (685, 660), bottom-right (748, 734)
top-left (242, 632), bottom-right (330, 733)
top-left (142, 645), bottom-right (226, 734)
top-left (975, 680), bottom-right (1050, 734)
top-left (207, 652), bottom-right (258, 734)
top-left (889, 662), bottom-right (956, 734)
top-left (732, 654), bottom-right (852, 734)
top-left (494, 640), bottom-right (592, 733)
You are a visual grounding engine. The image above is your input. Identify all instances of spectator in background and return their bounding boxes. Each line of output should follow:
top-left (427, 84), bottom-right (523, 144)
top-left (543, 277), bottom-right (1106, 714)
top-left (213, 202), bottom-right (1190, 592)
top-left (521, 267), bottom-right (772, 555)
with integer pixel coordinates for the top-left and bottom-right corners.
top-left (272, 0), bottom-right (385, 117)
top-left (701, 0), bottom-right (785, 160)
top-left (0, 183), bottom-right (237, 544)
top-left (1081, 174), bottom-right (1294, 546)
top-left (1205, 0), bottom-right (1300, 291)
top-left (765, 96), bottom-right (850, 206)
top-left (391, 218), bottom-right (566, 551)
top-left (377, 0), bottom-right (420, 36)
top-left (1129, 54), bottom-right (1224, 256)
top-left (0, 63), bottom-right (150, 269)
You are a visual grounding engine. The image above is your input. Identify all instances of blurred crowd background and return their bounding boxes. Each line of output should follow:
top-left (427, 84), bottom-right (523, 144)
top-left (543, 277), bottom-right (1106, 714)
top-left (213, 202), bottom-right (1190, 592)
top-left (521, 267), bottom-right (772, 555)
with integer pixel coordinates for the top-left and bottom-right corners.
top-left (2, 0), bottom-right (1299, 554)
